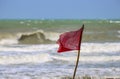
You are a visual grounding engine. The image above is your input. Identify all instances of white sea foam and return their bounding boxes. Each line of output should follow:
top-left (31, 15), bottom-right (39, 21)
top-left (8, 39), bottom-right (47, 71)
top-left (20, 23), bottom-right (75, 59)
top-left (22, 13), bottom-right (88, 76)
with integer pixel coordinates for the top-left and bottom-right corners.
top-left (117, 30), bottom-right (120, 38)
top-left (0, 43), bottom-right (120, 53)
top-left (44, 32), bottom-right (60, 41)
top-left (52, 55), bottom-right (120, 63)
top-left (0, 53), bottom-right (119, 65)
top-left (109, 20), bottom-right (120, 23)
top-left (20, 21), bottom-right (24, 24)
top-left (0, 44), bottom-right (57, 52)
top-left (0, 38), bottom-right (18, 45)
top-left (0, 53), bottom-right (52, 65)
top-left (118, 30), bottom-right (120, 33)
top-left (81, 43), bottom-right (120, 53)
top-left (0, 43), bottom-right (120, 65)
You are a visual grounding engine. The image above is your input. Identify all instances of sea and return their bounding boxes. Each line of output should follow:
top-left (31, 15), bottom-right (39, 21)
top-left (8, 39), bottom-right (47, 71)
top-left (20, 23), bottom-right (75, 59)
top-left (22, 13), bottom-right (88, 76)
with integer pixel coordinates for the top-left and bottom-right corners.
top-left (0, 20), bottom-right (120, 79)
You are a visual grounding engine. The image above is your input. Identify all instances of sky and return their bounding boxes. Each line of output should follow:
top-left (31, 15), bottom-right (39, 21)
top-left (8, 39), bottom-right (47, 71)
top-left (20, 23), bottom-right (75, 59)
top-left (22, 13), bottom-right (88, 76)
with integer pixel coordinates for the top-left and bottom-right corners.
top-left (0, 0), bottom-right (120, 19)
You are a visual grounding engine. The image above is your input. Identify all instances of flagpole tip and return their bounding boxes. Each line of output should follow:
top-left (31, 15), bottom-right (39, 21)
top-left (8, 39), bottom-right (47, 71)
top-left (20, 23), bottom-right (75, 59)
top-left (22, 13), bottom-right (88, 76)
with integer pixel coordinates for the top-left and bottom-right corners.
top-left (82, 24), bottom-right (84, 27)
top-left (81, 24), bottom-right (84, 30)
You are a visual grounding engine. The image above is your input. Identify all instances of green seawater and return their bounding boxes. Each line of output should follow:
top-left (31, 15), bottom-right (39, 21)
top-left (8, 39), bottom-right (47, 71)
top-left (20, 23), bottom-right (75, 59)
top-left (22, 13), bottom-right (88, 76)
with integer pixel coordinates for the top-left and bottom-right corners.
top-left (0, 19), bottom-right (120, 43)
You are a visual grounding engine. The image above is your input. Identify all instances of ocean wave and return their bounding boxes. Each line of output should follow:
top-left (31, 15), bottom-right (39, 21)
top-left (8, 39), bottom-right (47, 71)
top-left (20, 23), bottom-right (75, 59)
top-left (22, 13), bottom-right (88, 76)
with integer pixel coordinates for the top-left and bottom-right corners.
top-left (0, 53), bottom-right (52, 65)
top-left (52, 55), bottom-right (120, 63)
top-left (109, 20), bottom-right (120, 23)
top-left (0, 30), bottom-right (60, 45)
top-left (0, 44), bottom-right (57, 52)
top-left (0, 43), bottom-right (120, 65)
top-left (0, 53), bottom-right (119, 65)
top-left (0, 29), bottom-right (120, 45)
top-left (0, 43), bottom-right (120, 53)
top-left (17, 30), bottom-right (55, 44)
top-left (81, 43), bottom-right (120, 53)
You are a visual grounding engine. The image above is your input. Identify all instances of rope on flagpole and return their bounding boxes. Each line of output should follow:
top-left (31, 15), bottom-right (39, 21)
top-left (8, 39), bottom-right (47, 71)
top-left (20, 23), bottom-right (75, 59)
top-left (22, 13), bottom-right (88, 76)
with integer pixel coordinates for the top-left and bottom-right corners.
top-left (72, 49), bottom-right (80, 79)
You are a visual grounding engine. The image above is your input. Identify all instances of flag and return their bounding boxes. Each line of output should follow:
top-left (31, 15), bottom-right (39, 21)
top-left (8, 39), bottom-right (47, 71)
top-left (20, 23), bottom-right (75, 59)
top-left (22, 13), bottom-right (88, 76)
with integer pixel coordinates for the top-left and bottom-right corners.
top-left (57, 25), bottom-right (84, 53)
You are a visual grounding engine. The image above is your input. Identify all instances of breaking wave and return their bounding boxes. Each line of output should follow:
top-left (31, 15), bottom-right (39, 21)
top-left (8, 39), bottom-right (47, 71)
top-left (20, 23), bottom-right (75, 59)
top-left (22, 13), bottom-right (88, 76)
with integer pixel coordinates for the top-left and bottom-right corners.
top-left (0, 29), bottom-right (120, 45)
top-left (0, 30), bottom-right (60, 45)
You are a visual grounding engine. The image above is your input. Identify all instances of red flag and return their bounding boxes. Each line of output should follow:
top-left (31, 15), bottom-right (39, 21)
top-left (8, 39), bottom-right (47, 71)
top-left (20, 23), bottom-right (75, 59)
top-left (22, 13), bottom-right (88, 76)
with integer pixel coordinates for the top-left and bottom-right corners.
top-left (57, 25), bottom-right (84, 53)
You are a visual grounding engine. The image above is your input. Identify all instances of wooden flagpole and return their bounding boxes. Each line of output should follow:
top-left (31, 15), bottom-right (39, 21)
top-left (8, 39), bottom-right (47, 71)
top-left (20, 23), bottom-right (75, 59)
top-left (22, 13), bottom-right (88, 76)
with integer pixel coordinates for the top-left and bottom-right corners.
top-left (72, 49), bottom-right (81, 79)
top-left (73, 24), bottom-right (84, 79)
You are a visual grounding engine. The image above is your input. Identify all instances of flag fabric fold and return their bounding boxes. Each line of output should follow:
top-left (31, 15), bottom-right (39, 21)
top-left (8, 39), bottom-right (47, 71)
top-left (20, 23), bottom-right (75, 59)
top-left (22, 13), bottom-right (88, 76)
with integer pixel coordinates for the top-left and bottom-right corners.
top-left (57, 25), bottom-right (84, 53)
